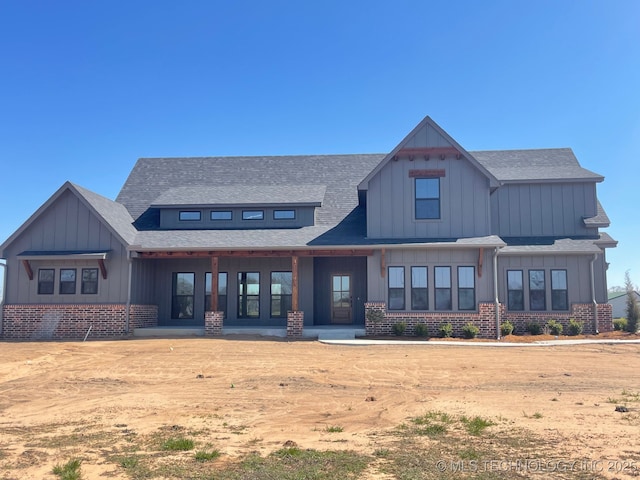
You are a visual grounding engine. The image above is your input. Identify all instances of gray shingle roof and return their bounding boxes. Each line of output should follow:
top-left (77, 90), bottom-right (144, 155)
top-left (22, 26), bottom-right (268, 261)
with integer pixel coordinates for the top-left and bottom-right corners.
top-left (583, 200), bottom-right (610, 227)
top-left (151, 184), bottom-right (327, 207)
top-left (116, 155), bottom-right (385, 227)
top-left (72, 183), bottom-right (137, 245)
top-left (470, 148), bottom-right (604, 183)
top-left (500, 237), bottom-right (603, 255)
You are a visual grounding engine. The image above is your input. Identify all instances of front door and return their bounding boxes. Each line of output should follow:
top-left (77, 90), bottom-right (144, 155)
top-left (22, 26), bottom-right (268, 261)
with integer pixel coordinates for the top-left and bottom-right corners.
top-left (331, 274), bottom-right (352, 324)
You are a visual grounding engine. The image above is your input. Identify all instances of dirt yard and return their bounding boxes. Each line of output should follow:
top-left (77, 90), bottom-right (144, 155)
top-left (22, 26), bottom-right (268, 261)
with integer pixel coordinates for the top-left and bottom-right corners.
top-left (1, 337), bottom-right (639, 479)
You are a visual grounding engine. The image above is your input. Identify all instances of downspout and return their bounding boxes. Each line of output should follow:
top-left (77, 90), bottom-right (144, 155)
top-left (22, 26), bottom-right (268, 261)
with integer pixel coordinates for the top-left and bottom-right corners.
top-left (0, 260), bottom-right (6, 338)
top-left (125, 251), bottom-right (133, 335)
top-left (590, 253), bottom-right (599, 334)
top-left (493, 247), bottom-right (500, 339)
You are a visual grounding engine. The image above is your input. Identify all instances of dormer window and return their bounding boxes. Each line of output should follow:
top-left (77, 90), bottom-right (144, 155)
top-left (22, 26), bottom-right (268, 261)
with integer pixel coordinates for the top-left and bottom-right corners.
top-left (179, 211), bottom-right (201, 221)
top-left (274, 210), bottom-right (295, 220)
top-left (242, 210), bottom-right (264, 220)
top-left (211, 211), bottom-right (232, 221)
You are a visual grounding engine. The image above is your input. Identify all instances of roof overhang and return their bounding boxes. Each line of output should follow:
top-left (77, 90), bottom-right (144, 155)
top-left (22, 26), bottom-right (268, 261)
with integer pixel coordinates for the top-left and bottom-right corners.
top-left (17, 250), bottom-right (110, 261)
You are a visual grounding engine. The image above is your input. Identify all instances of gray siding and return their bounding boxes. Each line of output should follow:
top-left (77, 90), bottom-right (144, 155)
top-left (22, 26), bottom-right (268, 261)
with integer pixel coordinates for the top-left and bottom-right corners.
top-left (497, 254), bottom-right (599, 308)
top-left (366, 156), bottom-right (491, 239)
top-left (490, 183), bottom-right (598, 237)
top-left (3, 190), bottom-right (129, 304)
top-left (367, 248), bottom-right (495, 310)
top-left (159, 206), bottom-right (316, 229)
top-left (148, 256), bottom-right (314, 326)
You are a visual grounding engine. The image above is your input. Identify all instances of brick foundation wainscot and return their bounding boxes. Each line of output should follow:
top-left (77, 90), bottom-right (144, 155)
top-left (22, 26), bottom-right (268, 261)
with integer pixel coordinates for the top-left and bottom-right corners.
top-left (204, 311), bottom-right (224, 336)
top-left (502, 303), bottom-right (613, 335)
top-left (365, 302), bottom-right (500, 339)
top-left (1, 304), bottom-right (158, 340)
top-left (287, 311), bottom-right (304, 339)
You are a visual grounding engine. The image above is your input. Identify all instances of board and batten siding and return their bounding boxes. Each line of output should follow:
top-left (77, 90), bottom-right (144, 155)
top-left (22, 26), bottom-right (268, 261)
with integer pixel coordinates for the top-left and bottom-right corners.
top-left (367, 248), bottom-right (495, 310)
top-left (3, 189), bottom-right (129, 304)
top-left (490, 183), bottom-right (598, 237)
top-left (497, 253), bottom-right (606, 308)
top-left (366, 155), bottom-right (491, 239)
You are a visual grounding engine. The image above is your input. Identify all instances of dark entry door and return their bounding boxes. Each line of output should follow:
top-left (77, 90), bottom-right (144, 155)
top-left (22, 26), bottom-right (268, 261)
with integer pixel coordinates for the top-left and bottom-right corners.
top-left (331, 274), bottom-right (352, 324)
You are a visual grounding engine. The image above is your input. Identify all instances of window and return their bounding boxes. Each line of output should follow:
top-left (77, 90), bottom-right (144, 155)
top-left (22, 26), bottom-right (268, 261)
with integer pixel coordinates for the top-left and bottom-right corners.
top-left (458, 266), bottom-right (475, 310)
top-left (274, 209), bottom-right (295, 220)
top-left (434, 266), bottom-right (452, 310)
top-left (271, 272), bottom-right (292, 317)
top-left (551, 270), bottom-right (568, 310)
top-left (205, 272), bottom-right (228, 317)
top-left (529, 270), bottom-right (546, 310)
top-left (211, 211), bottom-right (232, 221)
top-left (238, 272), bottom-right (260, 318)
top-left (81, 268), bottom-right (98, 294)
top-left (59, 269), bottom-right (76, 294)
top-left (411, 267), bottom-right (428, 310)
top-left (172, 273), bottom-right (195, 319)
top-left (507, 270), bottom-right (524, 310)
top-left (38, 269), bottom-right (54, 294)
top-left (415, 178), bottom-right (440, 219)
top-left (179, 211), bottom-right (201, 221)
top-left (388, 267), bottom-right (405, 310)
top-left (242, 210), bottom-right (264, 220)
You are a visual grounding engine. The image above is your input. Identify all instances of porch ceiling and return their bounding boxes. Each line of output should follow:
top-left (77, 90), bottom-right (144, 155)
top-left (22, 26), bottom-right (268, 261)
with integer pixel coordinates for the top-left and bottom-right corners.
top-left (135, 248), bottom-right (374, 258)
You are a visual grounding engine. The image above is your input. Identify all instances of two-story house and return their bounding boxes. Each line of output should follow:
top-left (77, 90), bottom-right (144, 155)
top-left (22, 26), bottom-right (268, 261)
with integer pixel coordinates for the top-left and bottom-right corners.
top-left (0, 117), bottom-right (616, 340)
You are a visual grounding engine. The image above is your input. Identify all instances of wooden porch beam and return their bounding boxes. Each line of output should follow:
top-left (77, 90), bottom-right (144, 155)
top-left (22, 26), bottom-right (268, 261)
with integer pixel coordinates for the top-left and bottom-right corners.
top-left (98, 259), bottom-right (108, 279)
top-left (380, 248), bottom-right (386, 278)
top-left (395, 146), bottom-right (461, 160)
top-left (137, 249), bottom-right (375, 259)
top-left (21, 260), bottom-right (33, 280)
top-left (211, 256), bottom-right (219, 311)
top-left (478, 247), bottom-right (484, 278)
top-left (291, 255), bottom-right (299, 311)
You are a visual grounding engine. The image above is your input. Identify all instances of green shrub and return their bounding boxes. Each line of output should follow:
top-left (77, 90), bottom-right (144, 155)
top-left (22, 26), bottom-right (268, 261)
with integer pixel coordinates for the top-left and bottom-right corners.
top-left (526, 323), bottom-right (542, 335)
top-left (567, 318), bottom-right (583, 336)
top-left (439, 322), bottom-right (453, 338)
top-left (52, 459), bottom-right (82, 480)
top-left (392, 322), bottom-right (407, 336)
top-left (546, 319), bottom-right (563, 336)
top-left (614, 318), bottom-right (628, 331)
top-left (461, 322), bottom-right (479, 339)
top-left (500, 320), bottom-right (514, 336)
top-left (414, 323), bottom-right (429, 337)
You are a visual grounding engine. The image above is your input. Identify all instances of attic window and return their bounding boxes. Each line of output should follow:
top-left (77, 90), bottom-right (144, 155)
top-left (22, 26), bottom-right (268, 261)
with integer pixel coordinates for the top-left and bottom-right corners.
top-left (179, 211), bottom-right (201, 221)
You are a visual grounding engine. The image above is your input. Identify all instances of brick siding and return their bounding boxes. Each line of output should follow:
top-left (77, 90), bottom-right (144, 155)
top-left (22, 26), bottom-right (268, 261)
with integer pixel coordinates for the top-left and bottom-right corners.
top-left (365, 301), bottom-right (613, 339)
top-left (1, 304), bottom-right (158, 340)
top-left (287, 311), bottom-right (304, 338)
top-left (204, 311), bottom-right (224, 336)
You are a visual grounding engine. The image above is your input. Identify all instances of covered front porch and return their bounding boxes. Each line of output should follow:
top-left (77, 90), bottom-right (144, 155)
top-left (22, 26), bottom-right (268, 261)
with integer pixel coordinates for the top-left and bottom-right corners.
top-left (131, 247), bottom-right (372, 338)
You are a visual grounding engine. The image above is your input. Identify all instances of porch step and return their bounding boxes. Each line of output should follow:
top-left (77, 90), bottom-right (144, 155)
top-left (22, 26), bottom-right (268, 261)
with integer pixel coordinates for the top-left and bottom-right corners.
top-left (133, 327), bottom-right (205, 337)
top-left (304, 327), bottom-right (366, 340)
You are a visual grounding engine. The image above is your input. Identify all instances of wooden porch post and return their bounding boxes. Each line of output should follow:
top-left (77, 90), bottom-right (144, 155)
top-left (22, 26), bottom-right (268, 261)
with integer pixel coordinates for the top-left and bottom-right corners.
top-left (210, 256), bottom-right (219, 311)
top-left (291, 255), bottom-right (299, 311)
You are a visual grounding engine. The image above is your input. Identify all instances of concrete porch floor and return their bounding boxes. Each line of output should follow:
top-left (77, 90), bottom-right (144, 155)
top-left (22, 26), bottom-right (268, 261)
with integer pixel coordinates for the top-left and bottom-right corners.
top-left (132, 325), bottom-right (366, 340)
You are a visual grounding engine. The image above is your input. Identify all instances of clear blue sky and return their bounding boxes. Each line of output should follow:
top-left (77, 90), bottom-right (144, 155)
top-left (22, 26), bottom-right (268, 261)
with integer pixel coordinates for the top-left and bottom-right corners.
top-left (0, 1), bottom-right (638, 289)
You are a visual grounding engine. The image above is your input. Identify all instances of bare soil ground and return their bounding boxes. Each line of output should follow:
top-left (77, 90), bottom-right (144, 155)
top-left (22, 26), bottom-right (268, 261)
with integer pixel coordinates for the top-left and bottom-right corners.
top-left (1, 336), bottom-right (639, 479)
